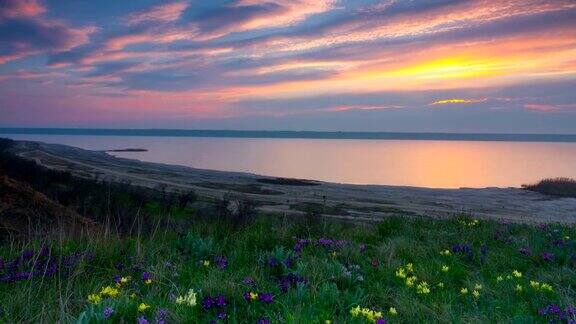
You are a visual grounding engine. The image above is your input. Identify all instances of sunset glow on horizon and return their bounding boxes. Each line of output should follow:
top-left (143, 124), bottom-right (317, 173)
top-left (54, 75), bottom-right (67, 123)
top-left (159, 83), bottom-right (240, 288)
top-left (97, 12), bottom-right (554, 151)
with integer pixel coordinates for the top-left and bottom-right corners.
top-left (1, 0), bottom-right (576, 132)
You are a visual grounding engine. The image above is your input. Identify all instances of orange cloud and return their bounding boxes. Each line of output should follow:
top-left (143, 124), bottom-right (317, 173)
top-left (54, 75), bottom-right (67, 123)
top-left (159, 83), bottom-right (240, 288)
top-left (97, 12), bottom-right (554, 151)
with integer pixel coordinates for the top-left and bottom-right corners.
top-left (431, 98), bottom-right (487, 105)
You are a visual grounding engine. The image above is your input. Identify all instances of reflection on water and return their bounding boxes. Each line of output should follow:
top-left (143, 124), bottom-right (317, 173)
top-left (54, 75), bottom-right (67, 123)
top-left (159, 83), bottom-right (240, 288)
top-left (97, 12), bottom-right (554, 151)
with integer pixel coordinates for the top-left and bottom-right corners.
top-left (5, 134), bottom-right (576, 188)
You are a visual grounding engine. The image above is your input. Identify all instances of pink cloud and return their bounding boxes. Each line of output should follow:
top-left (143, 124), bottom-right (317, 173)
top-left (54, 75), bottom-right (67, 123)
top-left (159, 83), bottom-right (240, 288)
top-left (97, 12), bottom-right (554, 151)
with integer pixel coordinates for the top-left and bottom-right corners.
top-left (0, 0), bottom-right (45, 19)
top-left (124, 1), bottom-right (189, 25)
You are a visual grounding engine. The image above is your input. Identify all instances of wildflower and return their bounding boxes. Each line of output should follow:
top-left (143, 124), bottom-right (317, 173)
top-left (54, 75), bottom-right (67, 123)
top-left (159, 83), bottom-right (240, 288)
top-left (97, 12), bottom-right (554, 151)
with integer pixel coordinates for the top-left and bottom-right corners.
top-left (202, 260), bottom-right (210, 267)
top-left (406, 263), bottom-right (414, 272)
top-left (87, 294), bottom-right (101, 304)
top-left (244, 291), bottom-right (258, 301)
top-left (243, 277), bottom-right (256, 288)
top-left (496, 276), bottom-right (504, 282)
top-left (130, 292), bottom-right (137, 299)
top-left (201, 296), bottom-right (214, 310)
top-left (215, 294), bottom-right (227, 308)
top-left (103, 307), bottom-right (114, 319)
top-left (138, 303), bottom-right (150, 312)
top-left (137, 316), bottom-right (149, 324)
top-left (325, 321), bottom-right (332, 324)
top-left (259, 292), bottom-right (274, 304)
top-left (460, 288), bottom-right (468, 295)
top-left (512, 270), bottom-right (522, 278)
top-left (437, 282), bottom-right (445, 288)
top-left (515, 284), bottom-right (523, 292)
top-left (540, 252), bottom-right (555, 262)
top-left (540, 283), bottom-right (553, 292)
top-left (155, 309), bottom-right (168, 324)
top-left (506, 275), bottom-right (512, 280)
top-left (441, 265), bottom-right (449, 272)
top-left (331, 251), bottom-right (337, 258)
top-left (214, 256), bottom-right (228, 270)
top-left (359, 244), bottom-right (367, 253)
top-left (474, 284), bottom-right (482, 290)
top-left (371, 258), bottom-right (379, 268)
top-left (350, 306), bottom-right (361, 317)
top-left (416, 281), bottom-right (430, 294)
top-left (175, 289), bottom-right (197, 306)
top-left (375, 318), bottom-right (386, 324)
top-left (257, 318), bottom-right (271, 324)
top-left (100, 286), bottom-right (120, 298)
top-left (389, 307), bottom-right (398, 315)
top-left (120, 276), bottom-right (130, 284)
top-left (440, 249), bottom-right (451, 256)
top-left (142, 272), bottom-right (152, 284)
top-left (530, 280), bottom-right (541, 289)
top-left (519, 247), bottom-right (532, 256)
top-left (406, 276), bottom-right (417, 287)
top-left (217, 312), bottom-right (228, 320)
top-left (395, 267), bottom-right (406, 278)
top-left (472, 290), bottom-right (480, 298)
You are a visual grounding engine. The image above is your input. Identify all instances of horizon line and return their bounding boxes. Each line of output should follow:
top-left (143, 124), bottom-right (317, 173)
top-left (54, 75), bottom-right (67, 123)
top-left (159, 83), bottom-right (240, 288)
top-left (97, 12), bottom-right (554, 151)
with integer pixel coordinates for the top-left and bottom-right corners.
top-left (2, 127), bottom-right (576, 143)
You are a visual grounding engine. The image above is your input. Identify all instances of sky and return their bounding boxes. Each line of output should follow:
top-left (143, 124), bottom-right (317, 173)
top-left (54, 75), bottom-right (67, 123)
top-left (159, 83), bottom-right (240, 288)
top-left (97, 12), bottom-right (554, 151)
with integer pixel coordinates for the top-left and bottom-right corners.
top-left (1, 0), bottom-right (576, 133)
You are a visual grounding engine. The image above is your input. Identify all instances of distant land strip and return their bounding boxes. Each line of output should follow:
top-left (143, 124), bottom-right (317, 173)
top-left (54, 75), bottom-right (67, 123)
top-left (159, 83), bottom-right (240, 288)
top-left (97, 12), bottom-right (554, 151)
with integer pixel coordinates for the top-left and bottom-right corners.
top-left (1, 128), bottom-right (576, 143)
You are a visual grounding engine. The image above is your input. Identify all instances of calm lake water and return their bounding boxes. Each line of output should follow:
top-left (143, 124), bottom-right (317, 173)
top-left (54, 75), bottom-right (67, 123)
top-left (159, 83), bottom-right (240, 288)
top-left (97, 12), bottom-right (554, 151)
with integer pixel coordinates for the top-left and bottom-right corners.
top-left (5, 134), bottom-right (576, 188)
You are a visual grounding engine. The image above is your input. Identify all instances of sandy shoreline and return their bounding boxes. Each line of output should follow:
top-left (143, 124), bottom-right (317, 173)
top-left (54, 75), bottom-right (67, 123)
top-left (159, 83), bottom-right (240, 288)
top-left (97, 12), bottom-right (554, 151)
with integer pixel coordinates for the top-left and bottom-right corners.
top-left (8, 139), bottom-right (576, 224)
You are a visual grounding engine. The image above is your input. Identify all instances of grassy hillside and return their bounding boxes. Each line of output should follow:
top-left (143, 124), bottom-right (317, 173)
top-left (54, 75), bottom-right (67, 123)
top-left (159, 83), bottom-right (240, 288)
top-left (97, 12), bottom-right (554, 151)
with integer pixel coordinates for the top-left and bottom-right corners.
top-left (0, 138), bottom-right (575, 323)
top-left (1, 211), bottom-right (575, 323)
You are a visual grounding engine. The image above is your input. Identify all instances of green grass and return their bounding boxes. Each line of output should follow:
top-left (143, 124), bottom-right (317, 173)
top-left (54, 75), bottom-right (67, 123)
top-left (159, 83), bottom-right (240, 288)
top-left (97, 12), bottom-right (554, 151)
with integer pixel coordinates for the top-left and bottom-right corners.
top-left (0, 214), bottom-right (575, 323)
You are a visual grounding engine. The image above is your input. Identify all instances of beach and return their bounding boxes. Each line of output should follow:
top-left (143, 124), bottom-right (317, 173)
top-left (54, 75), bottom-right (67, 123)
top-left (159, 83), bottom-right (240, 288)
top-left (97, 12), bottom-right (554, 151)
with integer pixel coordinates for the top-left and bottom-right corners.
top-left (9, 139), bottom-right (576, 224)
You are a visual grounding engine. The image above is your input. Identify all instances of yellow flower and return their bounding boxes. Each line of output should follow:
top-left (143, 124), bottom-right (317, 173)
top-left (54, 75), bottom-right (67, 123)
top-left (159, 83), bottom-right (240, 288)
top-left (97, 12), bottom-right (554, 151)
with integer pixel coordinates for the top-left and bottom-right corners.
top-left (203, 260), bottom-right (210, 267)
top-left (406, 276), bottom-right (417, 287)
top-left (176, 289), bottom-right (197, 306)
top-left (441, 265), bottom-right (449, 272)
top-left (138, 303), bottom-right (150, 312)
top-left (406, 263), bottom-right (414, 272)
top-left (331, 251), bottom-right (337, 258)
top-left (87, 294), bottom-right (101, 304)
top-left (395, 268), bottom-right (406, 278)
top-left (512, 270), bottom-right (522, 278)
top-left (440, 249), bottom-right (451, 256)
top-left (249, 292), bottom-right (259, 300)
top-left (130, 293), bottom-right (137, 299)
top-left (506, 275), bottom-right (512, 280)
top-left (472, 290), bottom-right (480, 298)
top-left (120, 276), bottom-right (130, 284)
top-left (496, 276), bottom-right (504, 282)
top-left (350, 306), bottom-right (361, 317)
top-left (144, 279), bottom-right (152, 285)
top-left (530, 280), bottom-right (540, 289)
top-left (99, 286), bottom-right (120, 298)
top-left (437, 282), bottom-right (445, 288)
top-left (460, 288), bottom-right (469, 295)
top-left (540, 283), bottom-right (553, 292)
top-left (474, 284), bottom-right (483, 290)
top-left (416, 281), bottom-right (430, 294)
top-left (515, 284), bottom-right (523, 292)
top-left (325, 320), bottom-right (332, 324)
top-left (389, 307), bottom-right (398, 315)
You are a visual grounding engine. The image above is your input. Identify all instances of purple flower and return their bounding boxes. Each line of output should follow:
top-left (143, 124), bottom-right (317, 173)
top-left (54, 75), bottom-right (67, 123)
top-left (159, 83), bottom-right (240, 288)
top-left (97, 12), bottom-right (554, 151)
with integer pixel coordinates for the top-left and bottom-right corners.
top-left (257, 318), bottom-right (271, 324)
top-left (359, 244), bottom-right (367, 253)
top-left (540, 251), bottom-right (555, 262)
top-left (215, 294), bottom-right (227, 308)
top-left (155, 308), bottom-right (168, 324)
top-left (519, 247), bottom-right (532, 256)
top-left (137, 316), bottom-right (149, 324)
top-left (375, 319), bottom-right (386, 324)
top-left (142, 271), bottom-right (152, 282)
top-left (217, 312), bottom-right (228, 320)
top-left (243, 292), bottom-right (252, 301)
top-left (202, 296), bottom-right (214, 310)
top-left (214, 256), bottom-right (228, 270)
top-left (259, 292), bottom-right (274, 304)
top-left (113, 275), bottom-right (121, 284)
top-left (243, 277), bottom-right (256, 288)
top-left (103, 307), bottom-right (114, 319)
top-left (267, 257), bottom-right (280, 268)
